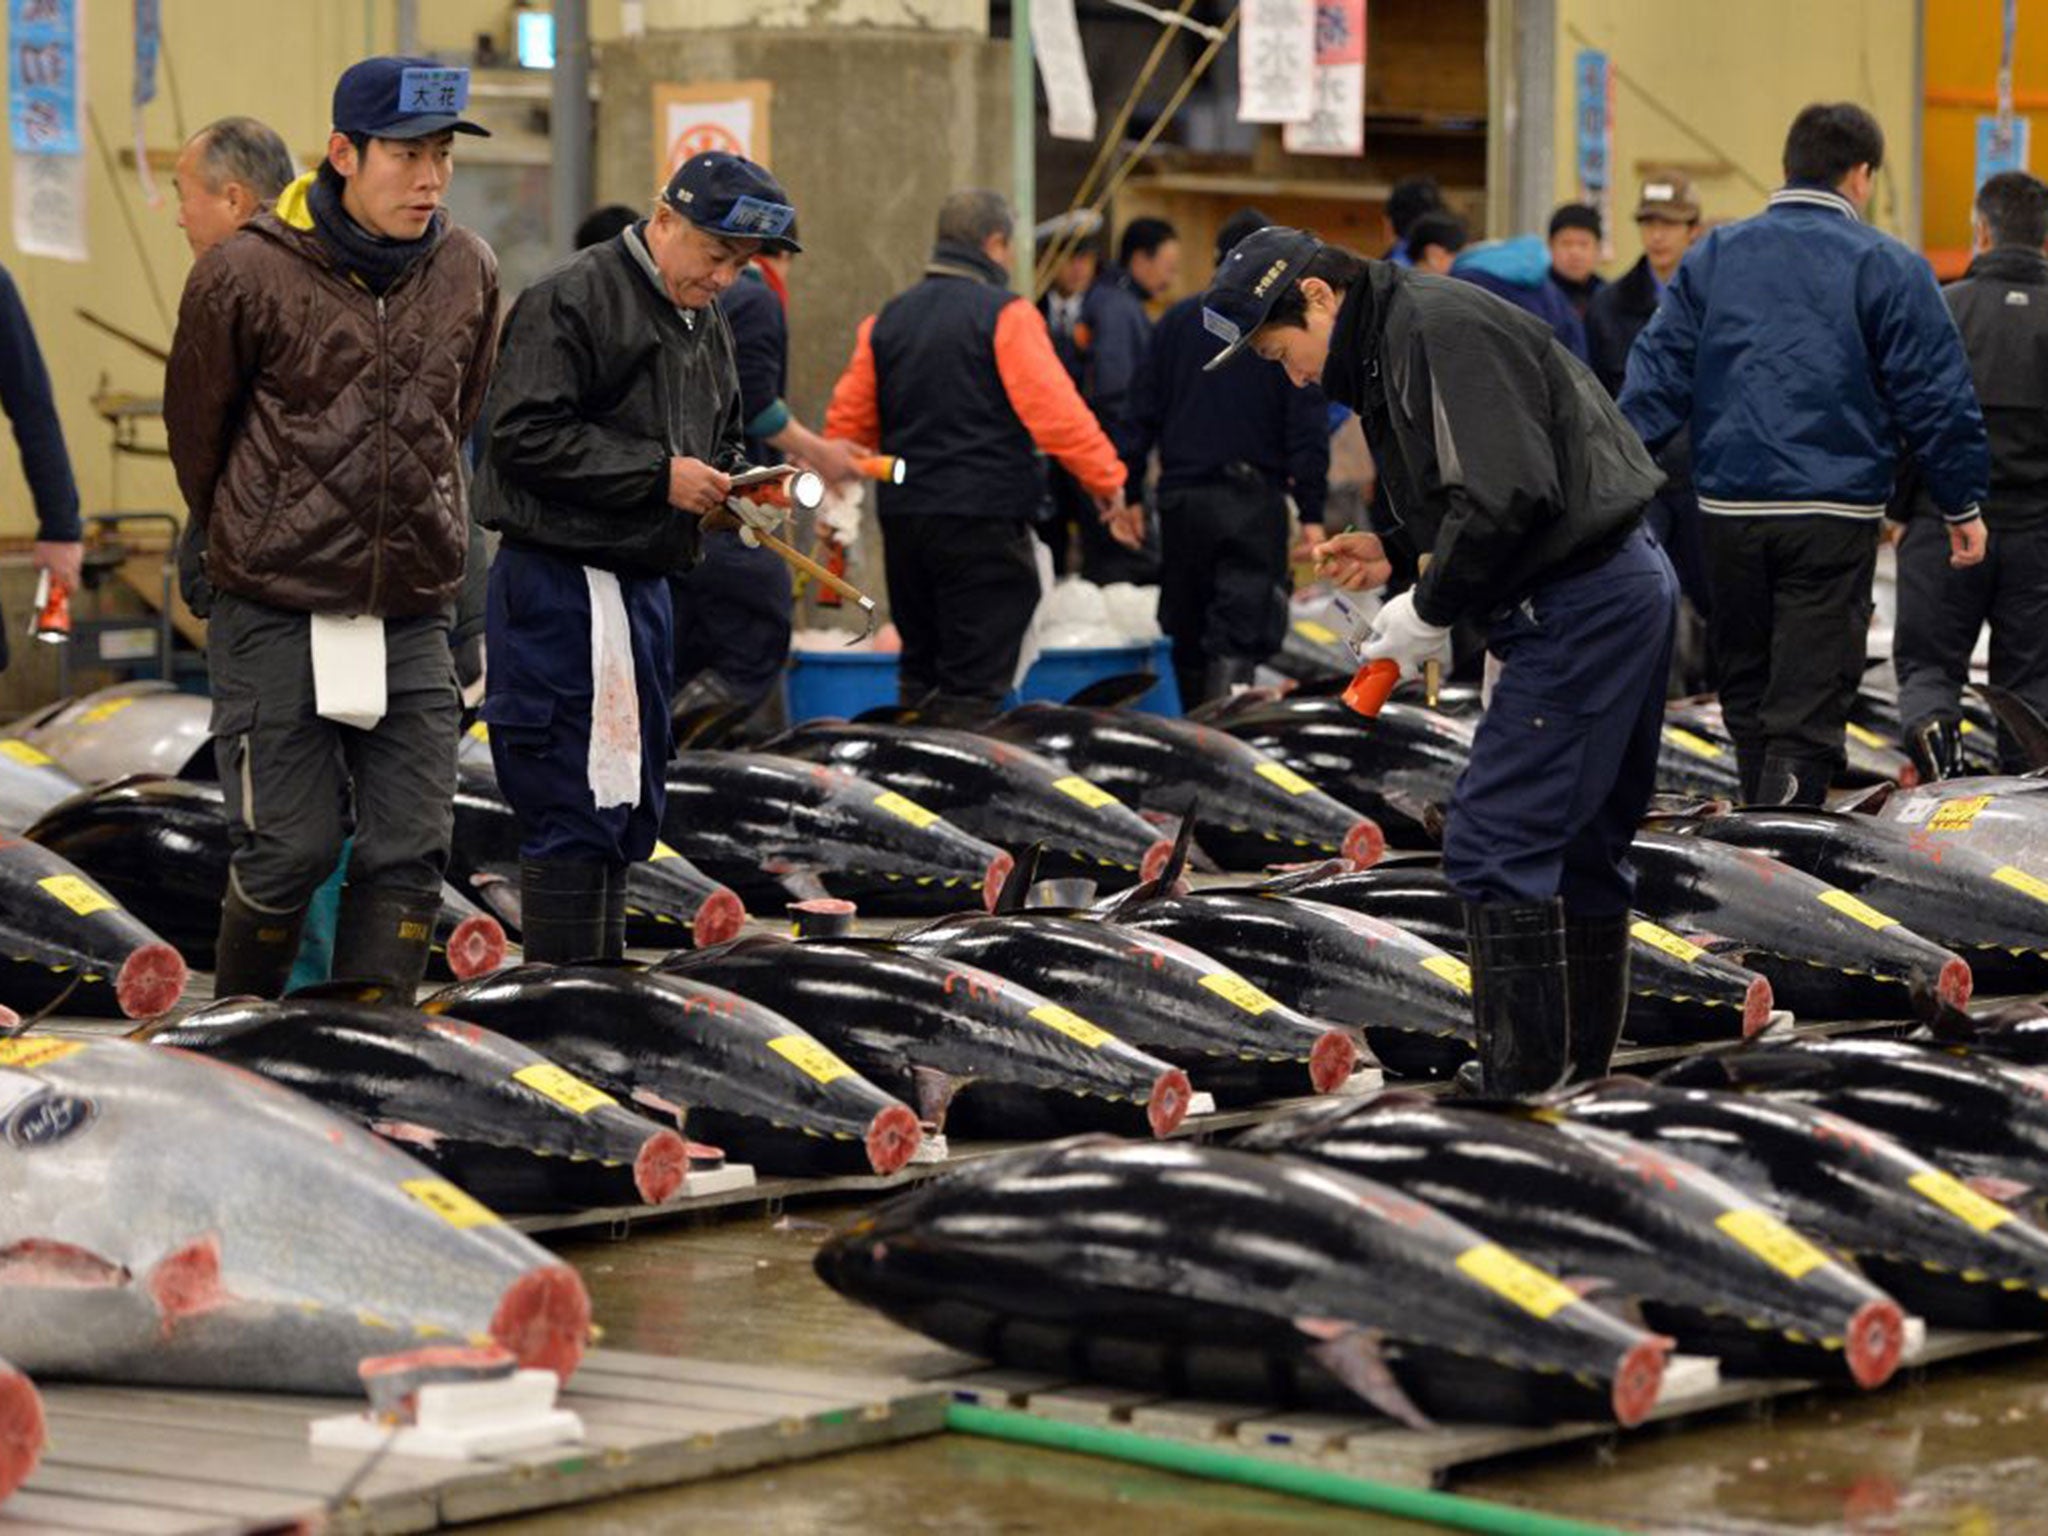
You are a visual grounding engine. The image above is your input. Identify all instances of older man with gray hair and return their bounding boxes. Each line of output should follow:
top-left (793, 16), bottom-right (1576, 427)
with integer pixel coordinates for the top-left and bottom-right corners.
top-left (173, 116), bottom-right (297, 259)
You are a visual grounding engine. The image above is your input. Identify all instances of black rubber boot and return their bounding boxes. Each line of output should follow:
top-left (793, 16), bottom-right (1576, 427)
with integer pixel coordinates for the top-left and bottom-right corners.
top-left (1757, 755), bottom-right (1831, 807)
top-left (602, 863), bottom-right (630, 961)
top-left (1200, 655), bottom-right (1260, 702)
top-left (1455, 898), bottom-right (1570, 1097)
top-left (517, 858), bottom-right (608, 965)
top-left (1565, 912), bottom-right (1633, 1083)
top-left (212, 885), bottom-right (307, 1000)
top-left (1735, 747), bottom-right (1764, 807)
top-left (1906, 719), bottom-right (1965, 783)
top-left (331, 885), bottom-right (440, 998)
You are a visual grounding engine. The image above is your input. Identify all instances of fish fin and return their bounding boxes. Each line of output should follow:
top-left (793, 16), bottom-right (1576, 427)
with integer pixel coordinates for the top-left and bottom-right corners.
top-left (1182, 686), bottom-right (1283, 725)
top-left (1121, 802), bottom-right (1200, 911)
top-left (670, 699), bottom-right (755, 751)
top-left (779, 869), bottom-right (833, 904)
top-left (373, 1120), bottom-right (446, 1150)
top-left (993, 845), bottom-right (1042, 914)
top-left (1830, 781), bottom-right (1896, 815)
top-left (0, 1238), bottom-right (131, 1288)
top-left (630, 1087), bottom-right (688, 1128)
top-left (1300, 1324), bottom-right (1433, 1432)
top-left (853, 703), bottom-right (919, 725)
top-left (1063, 672), bottom-right (1160, 710)
top-left (470, 869), bottom-right (523, 929)
top-left (1420, 803), bottom-right (1449, 843)
top-left (1972, 683), bottom-right (2048, 771)
top-left (910, 1064), bottom-right (968, 1129)
top-left (1257, 858), bottom-right (1349, 894)
top-left (1966, 1174), bottom-right (2033, 1206)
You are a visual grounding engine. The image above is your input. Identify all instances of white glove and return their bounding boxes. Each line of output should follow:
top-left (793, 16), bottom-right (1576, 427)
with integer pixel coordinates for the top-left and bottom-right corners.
top-left (1358, 590), bottom-right (1452, 679)
top-left (817, 485), bottom-right (864, 550)
top-left (726, 493), bottom-right (790, 538)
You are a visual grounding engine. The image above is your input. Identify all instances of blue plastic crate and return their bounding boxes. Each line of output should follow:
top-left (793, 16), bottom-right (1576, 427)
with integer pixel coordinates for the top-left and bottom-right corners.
top-left (785, 637), bottom-right (1180, 723)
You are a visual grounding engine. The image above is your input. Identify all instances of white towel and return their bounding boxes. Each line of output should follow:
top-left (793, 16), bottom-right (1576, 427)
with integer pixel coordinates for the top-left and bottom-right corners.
top-left (584, 568), bottom-right (641, 810)
top-left (310, 614), bottom-right (387, 730)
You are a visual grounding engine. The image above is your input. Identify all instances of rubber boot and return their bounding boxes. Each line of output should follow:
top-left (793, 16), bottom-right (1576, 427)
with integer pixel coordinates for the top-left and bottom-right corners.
top-left (1454, 898), bottom-right (1570, 1098)
top-left (602, 862), bottom-right (630, 961)
top-left (1735, 747), bottom-right (1764, 807)
top-left (1906, 719), bottom-right (1965, 783)
top-left (1757, 755), bottom-right (1831, 807)
top-left (517, 858), bottom-right (608, 965)
top-left (1200, 655), bottom-right (1260, 703)
top-left (213, 884), bottom-right (308, 1000)
top-left (331, 885), bottom-right (440, 998)
top-left (1564, 912), bottom-right (1633, 1083)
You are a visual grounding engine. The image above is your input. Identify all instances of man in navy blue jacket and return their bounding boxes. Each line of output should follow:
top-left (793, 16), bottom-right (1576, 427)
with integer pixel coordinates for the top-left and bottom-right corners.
top-left (1622, 103), bottom-right (1989, 805)
top-left (0, 264), bottom-right (83, 672)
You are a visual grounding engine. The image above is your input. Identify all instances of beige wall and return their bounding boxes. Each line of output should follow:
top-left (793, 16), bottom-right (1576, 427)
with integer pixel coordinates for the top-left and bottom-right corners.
top-left (1551, 0), bottom-right (1918, 277)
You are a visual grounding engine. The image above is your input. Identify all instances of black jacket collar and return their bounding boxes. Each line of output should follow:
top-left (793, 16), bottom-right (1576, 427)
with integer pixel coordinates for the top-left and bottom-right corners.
top-left (925, 239), bottom-right (1012, 288)
top-left (1319, 260), bottom-right (1400, 411)
top-left (1966, 244), bottom-right (2048, 285)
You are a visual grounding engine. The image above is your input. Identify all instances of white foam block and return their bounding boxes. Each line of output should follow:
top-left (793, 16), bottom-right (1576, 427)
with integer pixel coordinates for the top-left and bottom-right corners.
top-left (309, 1368), bottom-right (584, 1461)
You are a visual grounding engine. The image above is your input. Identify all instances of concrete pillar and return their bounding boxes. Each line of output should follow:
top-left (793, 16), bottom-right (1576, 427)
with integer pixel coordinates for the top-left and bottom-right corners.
top-left (552, 0), bottom-right (594, 257)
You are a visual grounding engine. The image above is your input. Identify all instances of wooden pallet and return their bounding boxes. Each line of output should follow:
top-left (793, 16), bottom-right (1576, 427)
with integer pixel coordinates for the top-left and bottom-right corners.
top-left (0, 1349), bottom-right (947, 1535)
top-left (911, 1327), bottom-right (2048, 1491)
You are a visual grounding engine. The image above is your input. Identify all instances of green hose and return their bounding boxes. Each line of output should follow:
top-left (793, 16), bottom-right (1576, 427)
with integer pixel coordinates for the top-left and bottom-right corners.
top-left (945, 1402), bottom-right (1623, 1536)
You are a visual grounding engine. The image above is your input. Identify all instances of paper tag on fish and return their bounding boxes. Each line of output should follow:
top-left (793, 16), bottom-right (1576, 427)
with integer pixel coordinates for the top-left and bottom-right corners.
top-left (512, 1063), bottom-right (618, 1116)
top-left (874, 790), bottom-right (940, 828)
top-left (1818, 889), bottom-right (1896, 931)
top-left (466, 721), bottom-right (489, 742)
top-left (1421, 954), bottom-right (1473, 993)
top-left (1029, 1002), bottom-right (1113, 1049)
top-left (0, 1037), bottom-right (83, 1070)
top-left (649, 841), bottom-right (680, 862)
top-left (1454, 1243), bottom-right (1578, 1320)
top-left (767, 1034), bottom-right (854, 1085)
top-left (1715, 1208), bottom-right (1827, 1279)
top-left (1665, 727), bottom-right (1726, 761)
top-left (1630, 920), bottom-right (1705, 965)
top-left (1993, 865), bottom-right (2048, 906)
top-left (1908, 1168), bottom-right (2013, 1232)
top-left (1199, 971), bottom-right (1277, 1015)
top-left (1293, 619), bottom-right (1339, 645)
top-left (310, 614), bottom-right (388, 730)
top-left (1254, 761), bottom-right (1317, 797)
top-left (1844, 721), bottom-right (1888, 749)
top-left (402, 1178), bottom-right (500, 1229)
top-left (1051, 775), bottom-right (1119, 811)
top-left (0, 739), bottom-right (52, 766)
top-left (36, 874), bottom-right (114, 917)
top-left (1930, 795), bottom-right (1992, 832)
top-left (78, 696), bottom-right (136, 725)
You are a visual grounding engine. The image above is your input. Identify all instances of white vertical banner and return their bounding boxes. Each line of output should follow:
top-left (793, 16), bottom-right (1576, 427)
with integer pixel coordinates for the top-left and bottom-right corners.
top-left (9, 0), bottom-right (88, 262)
top-left (1284, 0), bottom-right (1366, 156)
top-left (1238, 0), bottom-right (1317, 126)
top-left (13, 150), bottom-right (86, 260)
top-left (1032, 0), bottom-right (1096, 143)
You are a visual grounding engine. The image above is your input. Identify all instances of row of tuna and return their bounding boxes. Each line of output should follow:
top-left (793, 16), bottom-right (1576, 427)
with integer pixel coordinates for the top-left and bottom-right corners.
top-left (818, 1027), bottom-right (2048, 1433)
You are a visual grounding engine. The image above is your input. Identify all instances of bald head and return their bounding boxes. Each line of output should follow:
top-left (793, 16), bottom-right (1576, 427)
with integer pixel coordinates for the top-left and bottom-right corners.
top-left (176, 117), bottom-right (297, 259)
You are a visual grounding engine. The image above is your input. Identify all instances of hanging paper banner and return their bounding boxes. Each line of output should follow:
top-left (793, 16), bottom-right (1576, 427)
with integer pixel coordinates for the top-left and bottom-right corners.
top-left (1976, 114), bottom-right (2031, 189)
top-left (1284, 0), bottom-right (1366, 156)
top-left (11, 0), bottom-right (87, 262)
top-left (132, 0), bottom-right (160, 204)
top-left (13, 150), bottom-right (86, 259)
top-left (1574, 48), bottom-right (1614, 259)
top-left (1031, 0), bottom-right (1095, 143)
top-left (1239, 0), bottom-right (1317, 126)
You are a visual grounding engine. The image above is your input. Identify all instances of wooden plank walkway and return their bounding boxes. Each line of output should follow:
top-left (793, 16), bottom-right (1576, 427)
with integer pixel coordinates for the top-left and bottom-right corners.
top-left (0, 1349), bottom-right (948, 1535)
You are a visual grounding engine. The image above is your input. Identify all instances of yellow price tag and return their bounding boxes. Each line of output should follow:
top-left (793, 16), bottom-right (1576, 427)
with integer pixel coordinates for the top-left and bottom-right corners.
top-left (1931, 795), bottom-right (1991, 832)
top-left (1630, 920), bottom-right (1705, 965)
top-left (874, 790), bottom-right (940, 829)
top-left (37, 875), bottom-right (114, 918)
top-left (1422, 954), bottom-right (1473, 993)
top-left (1030, 1002), bottom-right (1113, 1049)
top-left (1993, 865), bottom-right (2048, 905)
top-left (1665, 727), bottom-right (1726, 761)
top-left (0, 1037), bottom-right (85, 1070)
top-left (1198, 971), bottom-right (1277, 1015)
top-left (1051, 775), bottom-right (1119, 811)
top-left (767, 1034), bottom-right (854, 1086)
top-left (78, 697), bottom-right (136, 726)
top-left (1254, 761), bottom-right (1317, 797)
top-left (0, 739), bottom-right (52, 766)
top-left (1844, 721), bottom-right (1888, 749)
top-left (466, 721), bottom-right (489, 742)
top-left (1819, 889), bottom-right (1896, 931)
top-left (1292, 619), bottom-right (1340, 645)
top-left (1716, 1208), bottom-right (1827, 1279)
top-left (649, 841), bottom-right (679, 862)
top-left (512, 1062), bottom-right (617, 1116)
top-left (401, 1178), bottom-right (500, 1229)
top-left (1908, 1168), bottom-right (2013, 1233)
top-left (1455, 1243), bottom-right (1578, 1320)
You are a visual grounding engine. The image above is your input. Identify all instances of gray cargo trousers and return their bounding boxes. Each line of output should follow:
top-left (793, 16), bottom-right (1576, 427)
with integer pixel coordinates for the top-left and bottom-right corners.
top-left (206, 592), bottom-right (461, 914)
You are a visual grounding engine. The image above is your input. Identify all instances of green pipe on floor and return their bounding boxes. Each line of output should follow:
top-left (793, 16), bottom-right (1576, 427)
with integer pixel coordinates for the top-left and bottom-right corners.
top-left (944, 1403), bottom-right (1623, 1536)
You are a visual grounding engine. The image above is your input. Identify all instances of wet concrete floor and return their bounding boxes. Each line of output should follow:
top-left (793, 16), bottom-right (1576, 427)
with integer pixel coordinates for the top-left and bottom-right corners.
top-left (466, 1205), bottom-right (2048, 1535)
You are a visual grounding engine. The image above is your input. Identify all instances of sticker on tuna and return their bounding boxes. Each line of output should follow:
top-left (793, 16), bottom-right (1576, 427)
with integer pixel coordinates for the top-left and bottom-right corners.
top-left (1029, 1002), bottom-right (1113, 1049)
top-left (1198, 971), bottom-right (1277, 1015)
top-left (0, 1038), bottom-right (85, 1070)
top-left (649, 841), bottom-right (680, 862)
top-left (1422, 954), bottom-right (1473, 992)
top-left (1931, 795), bottom-right (1992, 832)
top-left (1254, 761), bottom-right (1317, 797)
top-left (79, 697), bottom-right (137, 725)
top-left (1992, 865), bottom-right (2048, 906)
top-left (767, 1034), bottom-right (854, 1085)
top-left (1, 1084), bottom-right (96, 1149)
top-left (1818, 889), bottom-right (1896, 931)
top-left (466, 721), bottom-right (489, 742)
top-left (37, 874), bottom-right (114, 917)
top-left (1050, 775), bottom-right (1119, 811)
top-left (0, 739), bottom-right (52, 765)
top-left (1454, 1243), bottom-right (1578, 1319)
top-left (1630, 920), bottom-right (1705, 965)
top-left (1665, 727), bottom-right (1726, 761)
top-left (1844, 722), bottom-right (1888, 749)
top-left (512, 1063), bottom-right (618, 1116)
top-left (402, 1178), bottom-right (501, 1229)
top-left (1908, 1168), bottom-right (2013, 1232)
top-left (874, 790), bottom-right (940, 828)
top-left (1715, 1208), bottom-right (1827, 1279)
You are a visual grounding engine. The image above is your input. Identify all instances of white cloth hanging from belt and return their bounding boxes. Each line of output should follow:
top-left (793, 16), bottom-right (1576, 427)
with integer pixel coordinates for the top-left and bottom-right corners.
top-left (584, 568), bottom-right (641, 809)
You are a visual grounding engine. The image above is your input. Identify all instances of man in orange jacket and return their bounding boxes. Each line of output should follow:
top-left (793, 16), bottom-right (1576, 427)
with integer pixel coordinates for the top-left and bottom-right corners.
top-left (826, 189), bottom-right (1133, 725)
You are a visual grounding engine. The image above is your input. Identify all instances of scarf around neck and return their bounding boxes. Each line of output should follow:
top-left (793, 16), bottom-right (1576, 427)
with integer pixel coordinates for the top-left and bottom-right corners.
top-left (307, 170), bottom-right (444, 296)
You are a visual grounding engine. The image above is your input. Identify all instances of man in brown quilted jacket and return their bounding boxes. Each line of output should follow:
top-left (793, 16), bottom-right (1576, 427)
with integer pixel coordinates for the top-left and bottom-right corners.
top-left (165, 57), bottom-right (500, 999)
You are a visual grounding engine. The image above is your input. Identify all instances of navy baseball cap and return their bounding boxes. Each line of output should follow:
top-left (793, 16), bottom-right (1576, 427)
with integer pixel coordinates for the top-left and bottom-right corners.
top-left (663, 153), bottom-right (803, 254)
top-left (333, 56), bottom-right (489, 140)
top-left (1201, 225), bottom-right (1321, 371)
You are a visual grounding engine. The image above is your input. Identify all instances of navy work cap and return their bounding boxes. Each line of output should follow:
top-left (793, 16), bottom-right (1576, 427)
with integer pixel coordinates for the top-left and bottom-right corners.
top-left (333, 56), bottom-right (490, 140)
top-left (1201, 225), bottom-right (1321, 371)
top-left (663, 153), bottom-right (803, 254)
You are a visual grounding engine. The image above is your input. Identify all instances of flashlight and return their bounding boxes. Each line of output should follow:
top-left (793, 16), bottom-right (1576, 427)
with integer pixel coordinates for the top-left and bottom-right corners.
top-left (735, 468), bottom-right (826, 513)
top-left (29, 570), bottom-right (70, 646)
top-left (854, 454), bottom-right (906, 485)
